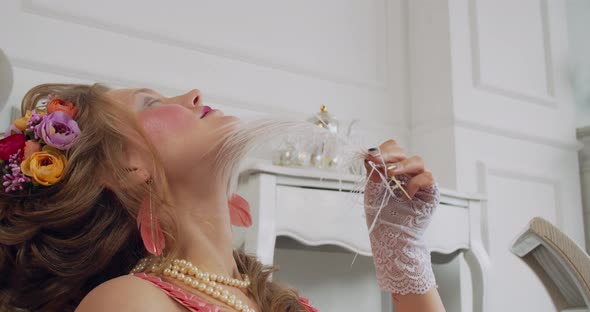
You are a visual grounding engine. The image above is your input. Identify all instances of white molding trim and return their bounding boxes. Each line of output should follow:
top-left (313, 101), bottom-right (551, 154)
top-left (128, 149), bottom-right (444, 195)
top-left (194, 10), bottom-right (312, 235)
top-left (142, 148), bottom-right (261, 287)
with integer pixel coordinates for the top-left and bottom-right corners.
top-left (276, 230), bottom-right (473, 257)
top-left (275, 231), bottom-right (372, 257)
top-left (411, 118), bottom-right (581, 151)
top-left (475, 161), bottom-right (492, 254)
top-left (21, 0), bottom-right (389, 90)
top-left (9, 56), bottom-right (404, 139)
top-left (455, 118), bottom-right (582, 151)
top-left (9, 56), bottom-right (278, 114)
top-left (476, 161), bottom-right (564, 231)
top-left (468, 0), bottom-right (557, 108)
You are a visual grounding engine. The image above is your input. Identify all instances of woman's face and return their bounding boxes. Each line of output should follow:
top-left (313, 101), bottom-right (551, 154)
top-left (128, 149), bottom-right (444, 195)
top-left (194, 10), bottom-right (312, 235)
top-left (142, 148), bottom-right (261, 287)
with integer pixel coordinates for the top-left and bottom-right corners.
top-left (107, 88), bottom-right (240, 180)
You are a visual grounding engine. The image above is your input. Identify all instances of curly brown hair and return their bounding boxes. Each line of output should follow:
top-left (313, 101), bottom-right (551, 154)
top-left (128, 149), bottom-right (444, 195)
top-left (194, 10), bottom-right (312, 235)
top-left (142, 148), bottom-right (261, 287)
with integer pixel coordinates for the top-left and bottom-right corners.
top-left (0, 83), bottom-right (308, 312)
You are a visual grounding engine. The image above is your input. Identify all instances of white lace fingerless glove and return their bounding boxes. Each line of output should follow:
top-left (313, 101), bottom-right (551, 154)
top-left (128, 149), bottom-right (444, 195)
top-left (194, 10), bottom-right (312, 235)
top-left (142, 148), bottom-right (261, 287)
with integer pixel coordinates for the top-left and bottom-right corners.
top-left (364, 174), bottom-right (440, 295)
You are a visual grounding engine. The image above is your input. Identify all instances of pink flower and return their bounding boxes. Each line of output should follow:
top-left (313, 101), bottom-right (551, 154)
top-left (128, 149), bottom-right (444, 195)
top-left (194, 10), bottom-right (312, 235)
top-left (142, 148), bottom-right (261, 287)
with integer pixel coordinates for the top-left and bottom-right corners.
top-left (24, 140), bottom-right (41, 159)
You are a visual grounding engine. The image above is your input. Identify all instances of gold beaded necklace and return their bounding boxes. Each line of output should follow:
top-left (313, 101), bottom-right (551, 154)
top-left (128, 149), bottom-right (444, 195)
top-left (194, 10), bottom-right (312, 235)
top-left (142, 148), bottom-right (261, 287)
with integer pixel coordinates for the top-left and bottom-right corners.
top-left (131, 257), bottom-right (255, 312)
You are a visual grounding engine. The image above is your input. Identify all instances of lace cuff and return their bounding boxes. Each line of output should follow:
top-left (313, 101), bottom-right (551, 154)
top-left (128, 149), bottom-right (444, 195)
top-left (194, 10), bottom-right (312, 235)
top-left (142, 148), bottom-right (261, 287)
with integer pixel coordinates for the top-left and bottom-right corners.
top-left (364, 177), bottom-right (440, 295)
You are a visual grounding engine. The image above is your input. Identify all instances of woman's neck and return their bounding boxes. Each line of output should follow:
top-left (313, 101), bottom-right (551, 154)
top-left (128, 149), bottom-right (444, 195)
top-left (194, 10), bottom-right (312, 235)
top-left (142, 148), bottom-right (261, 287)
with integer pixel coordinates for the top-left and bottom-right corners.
top-left (168, 180), bottom-right (240, 280)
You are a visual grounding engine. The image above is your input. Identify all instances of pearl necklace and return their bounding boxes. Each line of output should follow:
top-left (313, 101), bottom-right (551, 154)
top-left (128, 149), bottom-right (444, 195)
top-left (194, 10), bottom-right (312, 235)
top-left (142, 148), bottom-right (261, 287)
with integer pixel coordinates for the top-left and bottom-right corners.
top-left (131, 257), bottom-right (254, 312)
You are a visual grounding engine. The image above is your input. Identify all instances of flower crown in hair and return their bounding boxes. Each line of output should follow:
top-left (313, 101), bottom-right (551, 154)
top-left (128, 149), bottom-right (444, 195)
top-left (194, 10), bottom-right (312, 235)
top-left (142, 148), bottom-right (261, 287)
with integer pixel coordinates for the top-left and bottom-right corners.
top-left (0, 95), bottom-right (80, 192)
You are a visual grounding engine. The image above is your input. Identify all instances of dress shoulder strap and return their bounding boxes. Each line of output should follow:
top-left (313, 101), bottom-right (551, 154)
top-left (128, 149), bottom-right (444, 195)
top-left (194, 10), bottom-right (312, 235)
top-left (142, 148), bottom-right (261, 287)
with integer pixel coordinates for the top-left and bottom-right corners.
top-left (130, 273), bottom-right (319, 312)
top-left (130, 273), bottom-right (223, 312)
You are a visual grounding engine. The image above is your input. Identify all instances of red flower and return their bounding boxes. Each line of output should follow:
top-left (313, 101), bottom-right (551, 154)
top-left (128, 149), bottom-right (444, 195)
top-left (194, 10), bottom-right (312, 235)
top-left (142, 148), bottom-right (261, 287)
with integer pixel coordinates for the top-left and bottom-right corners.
top-left (47, 98), bottom-right (79, 119)
top-left (0, 134), bottom-right (26, 161)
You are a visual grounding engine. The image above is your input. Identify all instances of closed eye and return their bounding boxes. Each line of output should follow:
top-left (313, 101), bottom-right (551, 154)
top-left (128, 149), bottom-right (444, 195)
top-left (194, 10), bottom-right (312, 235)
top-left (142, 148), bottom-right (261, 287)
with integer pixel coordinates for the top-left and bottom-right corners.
top-left (144, 98), bottom-right (162, 108)
top-left (137, 94), bottom-right (163, 110)
top-left (134, 89), bottom-right (164, 111)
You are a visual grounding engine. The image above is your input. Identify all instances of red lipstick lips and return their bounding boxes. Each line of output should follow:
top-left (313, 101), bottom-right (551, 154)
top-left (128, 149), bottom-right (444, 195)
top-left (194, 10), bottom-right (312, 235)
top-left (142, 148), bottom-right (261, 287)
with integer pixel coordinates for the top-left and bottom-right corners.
top-left (199, 106), bottom-right (213, 119)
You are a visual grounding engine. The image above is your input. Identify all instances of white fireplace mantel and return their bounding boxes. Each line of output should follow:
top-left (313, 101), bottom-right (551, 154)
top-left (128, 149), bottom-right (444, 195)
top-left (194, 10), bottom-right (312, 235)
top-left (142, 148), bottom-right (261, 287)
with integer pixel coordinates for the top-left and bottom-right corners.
top-left (232, 161), bottom-right (489, 312)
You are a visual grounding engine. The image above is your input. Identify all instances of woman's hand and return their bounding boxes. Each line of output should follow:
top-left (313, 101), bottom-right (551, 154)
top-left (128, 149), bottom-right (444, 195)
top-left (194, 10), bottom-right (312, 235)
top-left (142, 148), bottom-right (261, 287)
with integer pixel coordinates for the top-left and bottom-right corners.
top-left (364, 139), bottom-right (436, 199)
top-left (362, 139), bottom-right (445, 311)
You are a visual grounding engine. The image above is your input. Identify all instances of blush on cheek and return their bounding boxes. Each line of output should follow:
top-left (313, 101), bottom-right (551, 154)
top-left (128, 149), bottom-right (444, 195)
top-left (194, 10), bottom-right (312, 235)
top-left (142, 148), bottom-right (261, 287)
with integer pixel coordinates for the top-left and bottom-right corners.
top-left (139, 105), bottom-right (196, 139)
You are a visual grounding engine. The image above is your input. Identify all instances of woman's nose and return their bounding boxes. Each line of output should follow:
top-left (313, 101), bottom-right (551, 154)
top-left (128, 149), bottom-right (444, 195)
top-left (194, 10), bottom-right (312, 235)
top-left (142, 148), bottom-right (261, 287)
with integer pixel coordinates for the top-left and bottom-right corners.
top-left (172, 89), bottom-right (201, 109)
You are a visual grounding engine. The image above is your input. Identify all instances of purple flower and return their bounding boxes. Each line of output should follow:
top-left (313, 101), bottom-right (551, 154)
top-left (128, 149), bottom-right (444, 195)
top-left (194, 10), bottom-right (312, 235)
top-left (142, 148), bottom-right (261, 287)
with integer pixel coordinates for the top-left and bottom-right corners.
top-left (2, 149), bottom-right (31, 192)
top-left (26, 111), bottom-right (45, 135)
top-left (35, 111), bottom-right (81, 150)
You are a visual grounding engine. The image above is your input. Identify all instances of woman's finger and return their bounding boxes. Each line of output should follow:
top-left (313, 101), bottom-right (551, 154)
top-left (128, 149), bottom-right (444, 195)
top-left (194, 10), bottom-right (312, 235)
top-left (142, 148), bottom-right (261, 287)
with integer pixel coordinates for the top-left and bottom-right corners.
top-left (365, 139), bottom-right (408, 182)
top-left (386, 155), bottom-right (425, 176)
top-left (405, 170), bottom-right (436, 198)
top-left (366, 139), bottom-right (407, 164)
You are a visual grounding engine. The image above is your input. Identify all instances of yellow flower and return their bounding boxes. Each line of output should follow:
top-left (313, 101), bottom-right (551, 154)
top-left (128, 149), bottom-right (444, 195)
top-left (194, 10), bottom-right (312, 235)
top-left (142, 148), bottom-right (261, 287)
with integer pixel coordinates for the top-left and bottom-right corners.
top-left (13, 110), bottom-right (33, 131)
top-left (21, 146), bottom-right (67, 186)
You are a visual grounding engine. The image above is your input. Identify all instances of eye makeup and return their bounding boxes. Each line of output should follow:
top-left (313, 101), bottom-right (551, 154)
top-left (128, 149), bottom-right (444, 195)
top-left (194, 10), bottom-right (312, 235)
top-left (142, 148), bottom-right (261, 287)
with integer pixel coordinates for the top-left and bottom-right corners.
top-left (135, 93), bottom-right (162, 111)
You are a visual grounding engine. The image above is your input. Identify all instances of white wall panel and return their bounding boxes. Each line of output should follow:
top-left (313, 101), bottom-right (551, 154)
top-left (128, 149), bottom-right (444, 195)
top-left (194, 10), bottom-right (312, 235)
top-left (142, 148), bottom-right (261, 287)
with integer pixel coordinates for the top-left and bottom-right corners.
top-left (457, 129), bottom-right (584, 312)
top-left (567, 0), bottom-right (590, 128)
top-left (486, 171), bottom-right (556, 311)
top-left (455, 125), bottom-right (584, 312)
top-left (27, 0), bottom-right (388, 88)
top-left (0, 0), bottom-right (412, 150)
top-left (448, 0), bottom-right (576, 146)
top-left (456, 127), bottom-right (583, 242)
top-left (471, 0), bottom-right (554, 104)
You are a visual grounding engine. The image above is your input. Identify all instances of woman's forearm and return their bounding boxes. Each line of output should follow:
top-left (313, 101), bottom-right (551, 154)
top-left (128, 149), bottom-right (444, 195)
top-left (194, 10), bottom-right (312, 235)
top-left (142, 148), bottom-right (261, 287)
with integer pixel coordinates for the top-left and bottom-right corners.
top-left (392, 288), bottom-right (446, 312)
top-left (363, 142), bottom-right (446, 312)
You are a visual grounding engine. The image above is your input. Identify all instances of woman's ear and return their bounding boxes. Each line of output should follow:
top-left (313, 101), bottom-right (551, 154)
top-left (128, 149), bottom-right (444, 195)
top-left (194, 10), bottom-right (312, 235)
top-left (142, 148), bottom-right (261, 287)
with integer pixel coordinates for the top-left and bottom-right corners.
top-left (108, 145), bottom-right (153, 189)
top-left (128, 167), bottom-right (150, 183)
top-left (103, 167), bottom-right (151, 190)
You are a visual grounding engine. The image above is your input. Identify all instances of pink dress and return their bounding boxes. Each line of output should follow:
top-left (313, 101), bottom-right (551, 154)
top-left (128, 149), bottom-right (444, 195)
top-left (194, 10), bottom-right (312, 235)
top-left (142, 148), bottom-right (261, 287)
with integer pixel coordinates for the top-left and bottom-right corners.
top-left (130, 273), bottom-right (319, 312)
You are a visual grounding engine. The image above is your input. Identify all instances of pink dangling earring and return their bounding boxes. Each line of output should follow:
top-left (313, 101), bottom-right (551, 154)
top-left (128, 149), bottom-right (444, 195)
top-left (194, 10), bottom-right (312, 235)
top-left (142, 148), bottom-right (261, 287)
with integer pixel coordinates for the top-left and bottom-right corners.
top-left (228, 193), bottom-right (252, 227)
top-left (137, 178), bottom-right (165, 256)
